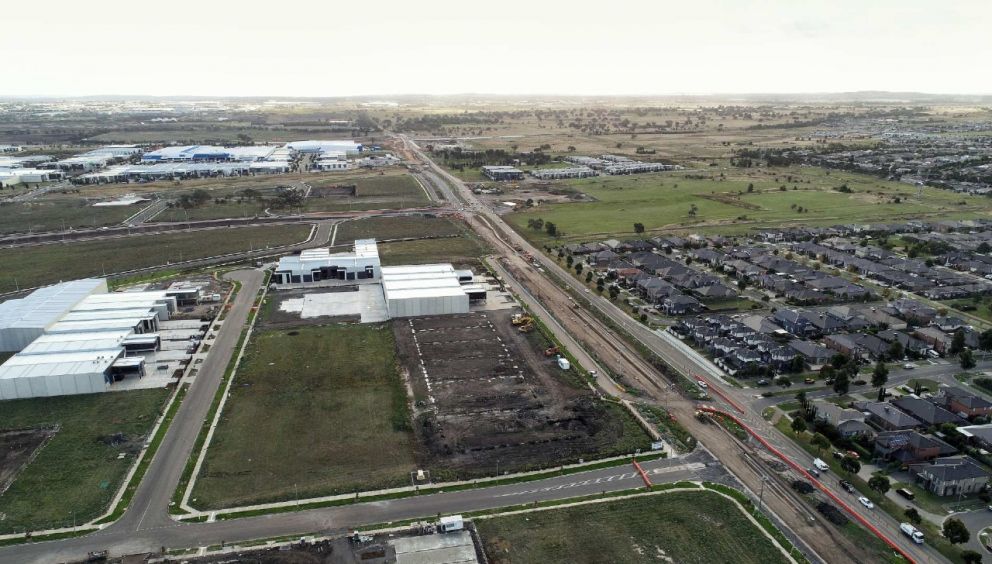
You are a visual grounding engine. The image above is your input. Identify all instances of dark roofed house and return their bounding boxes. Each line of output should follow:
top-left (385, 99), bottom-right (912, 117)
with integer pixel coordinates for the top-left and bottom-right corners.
top-left (874, 430), bottom-right (954, 464)
top-left (861, 401), bottom-right (923, 431)
top-left (662, 294), bottom-right (702, 316)
top-left (694, 284), bottom-right (737, 299)
top-left (592, 249), bottom-right (620, 266)
top-left (936, 387), bottom-right (992, 419)
top-left (892, 397), bottom-right (967, 426)
top-left (788, 339), bottom-right (832, 366)
top-left (813, 400), bottom-right (874, 438)
top-left (909, 457), bottom-right (990, 497)
top-left (913, 326), bottom-right (952, 354)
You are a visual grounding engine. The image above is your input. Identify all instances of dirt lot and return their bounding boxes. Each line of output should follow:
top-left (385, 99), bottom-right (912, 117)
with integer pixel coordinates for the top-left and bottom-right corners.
top-left (0, 428), bottom-right (57, 495)
top-left (259, 287), bottom-right (364, 328)
top-left (393, 310), bottom-right (650, 478)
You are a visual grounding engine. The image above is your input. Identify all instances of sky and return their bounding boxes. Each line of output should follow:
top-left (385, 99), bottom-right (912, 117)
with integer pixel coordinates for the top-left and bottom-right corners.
top-left (2, 0), bottom-right (990, 97)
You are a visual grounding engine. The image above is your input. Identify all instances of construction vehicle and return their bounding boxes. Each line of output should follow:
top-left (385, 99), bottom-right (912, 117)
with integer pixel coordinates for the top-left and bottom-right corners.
top-left (544, 346), bottom-right (560, 357)
top-left (518, 320), bottom-right (534, 333)
top-left (511, 313), bottom-right (533, 326)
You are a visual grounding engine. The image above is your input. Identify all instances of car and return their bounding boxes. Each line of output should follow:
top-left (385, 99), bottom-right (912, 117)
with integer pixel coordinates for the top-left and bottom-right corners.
top-left (697, 379), bottom-right (708, 389)
top-left (858, 496), bottom-right (874, 509)
top-left (808, 467), bottom-right (820, 477)
top-left (804, 377), bottom-right (816, 384)
top-left (832, 451), bottom-right (845, 460)
top-left (903, 363), bottom-right (915, 369)
top-left (756, 379), bottom-right (770, 386)
top-left (839, 480), bottom-right (855, 493)
top-left (846, 450), bottom-right (860, 460)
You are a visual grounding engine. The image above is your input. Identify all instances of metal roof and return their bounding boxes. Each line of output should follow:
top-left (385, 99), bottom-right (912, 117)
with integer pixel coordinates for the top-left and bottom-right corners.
top-left (0, 279), bottom-right (106, 331)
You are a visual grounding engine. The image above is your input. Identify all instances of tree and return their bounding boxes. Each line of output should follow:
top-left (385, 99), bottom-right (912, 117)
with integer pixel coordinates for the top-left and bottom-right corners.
top-left (633, 222), bottom-right (645, 234)
top-left (960, 550), bottom-right (983, 564)
top-left (840, 456), bottom-right (861, 475)
top-left (608, 285), bottom-right (620, 300)
top-left (585, 271), bottom-right (593, 283)
top-left (871, 361), bottom-right (889, 389)
top-left (960, 348), bottom-right (976, 370)
top-left (887, 340), bottom-right (904, 361)
top-left (574, 263), bottom-right (583, 275)
top-left (545, 222), bottom-right (558, 237)
top-left (951, 329), bottom-right (966, 355)
top-left (566, 255), bottom-right (574, 267)
top-left (747, 183), bottom-right (754, 192)
top-left (811, 433), bottom-right (831, 454)
top-left (904, 507), bottom-right (922, 525)
top-left (979, 329), bottom-right (992, 351)
top-left (688, 203), bottom-right (698, 218)
top-left (791, 417), bottom-right (807, 434)
top-left (943, 518), bottom-right (970, 545)
top-left (977, 241), bottom-right (991, 254)
top-left (833, 371), bottom-right (850, 395)
top-left (868, 475), bottom-right (890, 495)
top-left (527, 218), bottom-right (545, 231)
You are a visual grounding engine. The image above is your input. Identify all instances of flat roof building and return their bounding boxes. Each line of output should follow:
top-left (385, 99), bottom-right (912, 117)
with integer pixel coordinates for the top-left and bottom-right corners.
top-left (481, 165), bottom-right (524, 181)
top-left (381, 264), bottom-right (478, 318)
top-left (0, 279), bottom-right (179, 400)
top-left (274, 239), bottom-right (381, 284)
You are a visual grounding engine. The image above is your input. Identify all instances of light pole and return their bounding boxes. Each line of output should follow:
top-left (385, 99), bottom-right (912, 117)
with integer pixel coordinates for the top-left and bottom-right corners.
top-left (755, 476), bottom-right (768, 516)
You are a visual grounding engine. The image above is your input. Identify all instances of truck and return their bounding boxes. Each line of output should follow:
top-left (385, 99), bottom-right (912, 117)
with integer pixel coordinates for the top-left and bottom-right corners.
top-left (812, 458), bottom-right (829, 472)
top-left (439, 515), bottom-right (464, 533)
top-left (900, 522), bottom-right (924, 544)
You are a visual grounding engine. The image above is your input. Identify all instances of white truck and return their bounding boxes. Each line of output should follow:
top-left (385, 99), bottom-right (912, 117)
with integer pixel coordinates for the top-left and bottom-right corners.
top-left (900, 523), bottom-right (924, 544)
top-left (439, 515), bottom-right (464, 533)
top-left (812, 458), bottom-right (829, 472)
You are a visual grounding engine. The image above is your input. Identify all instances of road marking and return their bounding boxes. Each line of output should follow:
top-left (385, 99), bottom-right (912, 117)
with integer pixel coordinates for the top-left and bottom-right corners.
top-left (496, 462), bottom-right (705, 497)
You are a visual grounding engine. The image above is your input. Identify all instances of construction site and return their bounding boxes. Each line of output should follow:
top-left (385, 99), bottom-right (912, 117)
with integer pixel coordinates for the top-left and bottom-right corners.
top-left (393, 310), bottom-right (651, 478)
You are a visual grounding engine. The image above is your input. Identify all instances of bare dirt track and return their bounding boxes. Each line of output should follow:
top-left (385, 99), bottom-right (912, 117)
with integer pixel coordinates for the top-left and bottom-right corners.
top-left (393, 311), bottom-right (647, 478)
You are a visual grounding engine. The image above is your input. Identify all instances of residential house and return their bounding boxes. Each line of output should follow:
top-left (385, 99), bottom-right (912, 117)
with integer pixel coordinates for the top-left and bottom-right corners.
top-left (824, 334), bottom-right (866, 360)
top-left (662, 294), bottom-right (702, 316)
top-left (788, 339), bottom-right (833, 366)
top-left (956, 423), bottom-right (992, 450)
top-left (935, 387), bottom-right (992, 419)
top-left (860, 401), bottom-right (923, 431)
top-left (773, 309), bottom-right (816, 338)
top-left (892, 397), bottom-right (967, 427)
top-left (812, 400), bottom-right (875, 438)
top-left (913, 327), bottom-right (952, 354)
top-left (874, 430), bottom-right (955, 464)
top-left (909, 457), bottom-right (990, 496)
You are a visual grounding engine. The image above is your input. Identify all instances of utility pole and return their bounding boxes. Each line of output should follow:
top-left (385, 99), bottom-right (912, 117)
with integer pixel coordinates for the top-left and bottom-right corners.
top-left (755, 476), bottom-right (768, 516)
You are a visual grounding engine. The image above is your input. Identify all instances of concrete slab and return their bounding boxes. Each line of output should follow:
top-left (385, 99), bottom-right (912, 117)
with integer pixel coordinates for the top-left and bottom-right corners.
top-left (391, 531), bottom-right (478, 564)
top-left (279, 286), bottom-right (388, 323)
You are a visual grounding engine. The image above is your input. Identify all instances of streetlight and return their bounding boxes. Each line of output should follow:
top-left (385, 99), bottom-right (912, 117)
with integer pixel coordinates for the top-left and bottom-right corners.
top-left (754, 476), bottom-right (769, 516)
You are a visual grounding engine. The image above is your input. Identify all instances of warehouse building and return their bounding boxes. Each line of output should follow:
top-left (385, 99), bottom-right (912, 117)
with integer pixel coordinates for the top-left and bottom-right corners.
top-left (274, 239), bottom-right (381, 284)
top-left (0, 279), bottom-right (181, 400)
top-left (284, 140), bottom-right (363, 154)
top-left (381, 264), bottom-right (485, 318)
top-left (481, 165), bottom-right (524, 181)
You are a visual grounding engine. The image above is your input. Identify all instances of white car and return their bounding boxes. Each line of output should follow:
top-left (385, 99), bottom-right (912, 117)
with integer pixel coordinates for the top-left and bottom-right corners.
top-left (858, 496), bottom-right (874, 509)
top-left (697, 379), bottom-right (708, 389)
top-left (903, 363), bottom-right (915, 370)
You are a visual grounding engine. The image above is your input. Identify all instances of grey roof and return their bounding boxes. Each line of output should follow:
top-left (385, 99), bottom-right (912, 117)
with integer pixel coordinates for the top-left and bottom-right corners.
top-left (909, 456), bottom-right (990, 483)
top-left (892, 397), bottom-right (966, 426)
top-left (863, 402), bottom-right (923, 429)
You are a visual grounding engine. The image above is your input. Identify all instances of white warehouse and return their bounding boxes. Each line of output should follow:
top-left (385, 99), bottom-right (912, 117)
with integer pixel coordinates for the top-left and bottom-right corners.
top-left (381, 264), bottom-right (484, 318)
top-left (0, 279), bottom-right (179, 400)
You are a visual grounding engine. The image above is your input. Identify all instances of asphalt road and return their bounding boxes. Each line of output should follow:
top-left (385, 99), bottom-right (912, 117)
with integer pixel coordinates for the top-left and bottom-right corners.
top-left (0, 451), bottom-right (727, 563)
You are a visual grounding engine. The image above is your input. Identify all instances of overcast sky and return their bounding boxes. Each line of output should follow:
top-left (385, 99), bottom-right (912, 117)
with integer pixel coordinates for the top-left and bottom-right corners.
top-left (3, 0), bottom-right (989, 97)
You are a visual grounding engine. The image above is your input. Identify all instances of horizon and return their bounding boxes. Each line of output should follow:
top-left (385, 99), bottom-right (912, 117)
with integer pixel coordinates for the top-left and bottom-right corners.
top-left (4, 0), bottom-right (990, 98)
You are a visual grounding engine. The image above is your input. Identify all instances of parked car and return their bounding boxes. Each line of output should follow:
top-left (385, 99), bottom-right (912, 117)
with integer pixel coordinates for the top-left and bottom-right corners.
top-left (808, 467), bottom-right (820, 478)
top-left (833, 451), bottom-right (845, 460)
top-left (697, 379), bottom-right (708, 389)
top-left (903, 363), bottom-right (915, 370)
top-left (839, 480), bottom-right (855, 494)
top-left (756, 379), bottom-right (770, 386)
top-left (896, 488), bottom-right (915, 500)
top-left (804, 377), bottom-right (816, 384)
top-left (858, 496), bottom-right (874, 509)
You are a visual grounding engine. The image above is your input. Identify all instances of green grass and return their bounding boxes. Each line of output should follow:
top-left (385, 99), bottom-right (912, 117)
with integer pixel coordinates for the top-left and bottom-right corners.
top-left (508, 166), bottom-right (991, 243)
top-left (95, 384), bottom-right (188, 525)
top-left (190, 323), bottom-right (417, 509)
top-left (305, 173), bottom-right (430, 212)
top-left (475, 490), bottom-right (792, 564)
top-left (378, 233), bottom-right (488, 266)
top-left (939, 297), bottom-right (992, 324)
top-left (0, 389), bottom-right (169, 534)
top-left (334, 215), bottom-right (463, 245)
top-left (0, 224), bottom-right (310, 292)
top-left (906, 378), bottom-right (940, 393)
top-left (0, 198), bottom-right (136, 234)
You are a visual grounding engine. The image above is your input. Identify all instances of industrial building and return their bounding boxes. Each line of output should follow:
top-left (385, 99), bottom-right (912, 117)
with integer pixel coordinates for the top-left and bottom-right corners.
top-left (481, 165), bottom-right (524, 181)
top-left (381, 264), bottom-right (485, 318)
top-left (74, 160), bottom-right (291, 184)
top-left (284, 140), bottom-right (363, 154)
top-left (141, 145), bottom-right (283, 163)
top-left (0, 167), bottom-right (65, 187)
top-left (52, 145), bottom-right (143, 171)
top-left (0, 278), bottom-right (192, 400)
top-left (273, 239), bottom-right (486, 318)
top-left (274, 239), bottom-right (381, 284)
top-left (531, 166), bottom-right (598, 180)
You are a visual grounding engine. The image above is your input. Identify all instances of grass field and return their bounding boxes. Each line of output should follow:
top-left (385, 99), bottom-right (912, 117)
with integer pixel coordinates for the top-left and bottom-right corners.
top-left (0, 224), bottom-right (310, 293)
top-left (0, 199), bottom-right (137, 234)
top-left (476, 491), bottom-right (790, 564)
top-left (190, 323), bottom-right (417, 509)
top-left (305, 173), bottom-right (430, 212)
top-left (0, 389), bottom-right (169, 533)
top-left (335, 215), bottom-right (464, 245)
top-left (378, 234), bottom-right (488, 266)
top-left (507, 166), bottom-right (991, 243)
